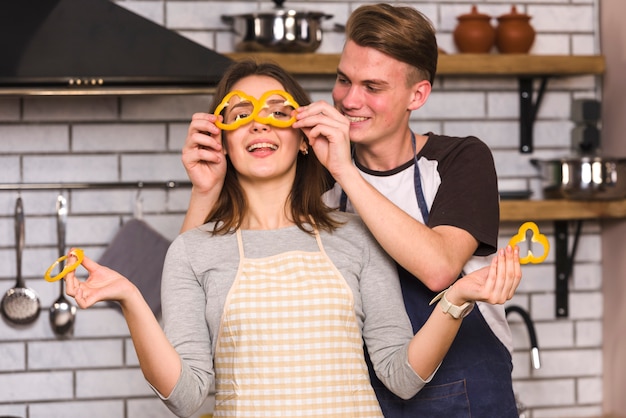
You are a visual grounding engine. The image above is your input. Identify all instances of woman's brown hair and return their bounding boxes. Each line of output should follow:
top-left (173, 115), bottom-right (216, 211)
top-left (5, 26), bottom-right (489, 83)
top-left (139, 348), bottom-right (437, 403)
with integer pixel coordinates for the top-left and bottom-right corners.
top-left (206, 60), bottom-right (340, 235)
top-left (345, 3), bottom-right (438, 86)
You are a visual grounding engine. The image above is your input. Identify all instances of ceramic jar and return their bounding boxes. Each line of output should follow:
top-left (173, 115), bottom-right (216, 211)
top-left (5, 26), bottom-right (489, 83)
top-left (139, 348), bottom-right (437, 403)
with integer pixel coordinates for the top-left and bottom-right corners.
top-left (495, 6), bottom-right (536, 53)
top-left (453, 6), bottom-right (495, 53)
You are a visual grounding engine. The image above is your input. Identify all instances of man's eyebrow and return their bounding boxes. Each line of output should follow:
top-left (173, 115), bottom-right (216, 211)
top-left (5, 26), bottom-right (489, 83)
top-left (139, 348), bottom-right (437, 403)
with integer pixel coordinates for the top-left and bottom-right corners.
top-left (336, 68), bottom-right (390, 88)
top-left (336, 69), bottom-right (349, 79)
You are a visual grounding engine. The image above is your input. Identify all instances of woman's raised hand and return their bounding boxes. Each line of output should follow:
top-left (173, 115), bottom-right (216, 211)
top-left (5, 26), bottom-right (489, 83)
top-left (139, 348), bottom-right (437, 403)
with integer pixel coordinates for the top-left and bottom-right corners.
top-left (64, 251), bottom-right (136, 309)
top-left (181, 112), bottom-right (227, 194)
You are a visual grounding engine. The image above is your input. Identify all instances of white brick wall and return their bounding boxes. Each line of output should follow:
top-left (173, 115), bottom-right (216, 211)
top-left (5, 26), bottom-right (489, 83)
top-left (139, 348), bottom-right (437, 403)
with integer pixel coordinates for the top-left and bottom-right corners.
top-left (0, 0), bottom-right (604, 417)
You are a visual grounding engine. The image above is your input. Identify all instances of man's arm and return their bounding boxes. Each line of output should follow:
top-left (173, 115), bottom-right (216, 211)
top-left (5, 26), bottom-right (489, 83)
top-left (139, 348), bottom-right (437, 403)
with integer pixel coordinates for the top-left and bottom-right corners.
top-left (337, 167), bottom-right (478, 291)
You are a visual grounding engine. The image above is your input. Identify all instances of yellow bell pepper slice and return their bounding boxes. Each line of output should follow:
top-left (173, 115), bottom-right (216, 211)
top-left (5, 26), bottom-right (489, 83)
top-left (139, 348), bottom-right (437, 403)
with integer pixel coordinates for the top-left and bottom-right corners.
top-left (213, 90), bottom-right (300, 130)
top-left (214, 90), bottom-right (257, 130)
top-left (44, 248), bottom-right (85, 282)
top-left (508, 222), bottom-right (550, 264)
top-left (254, 90), bottom-right (300, 128)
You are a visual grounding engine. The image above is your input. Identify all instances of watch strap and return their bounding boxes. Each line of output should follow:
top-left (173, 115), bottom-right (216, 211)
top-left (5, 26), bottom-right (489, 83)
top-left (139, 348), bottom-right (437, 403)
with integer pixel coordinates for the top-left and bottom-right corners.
top-left (429, 287), bottom-right (475, 319)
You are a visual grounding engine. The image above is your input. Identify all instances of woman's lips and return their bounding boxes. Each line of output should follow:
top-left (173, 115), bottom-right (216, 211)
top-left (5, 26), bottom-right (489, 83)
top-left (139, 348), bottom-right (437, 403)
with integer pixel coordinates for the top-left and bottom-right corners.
top-left (247, 142), bottom-right (278, 152)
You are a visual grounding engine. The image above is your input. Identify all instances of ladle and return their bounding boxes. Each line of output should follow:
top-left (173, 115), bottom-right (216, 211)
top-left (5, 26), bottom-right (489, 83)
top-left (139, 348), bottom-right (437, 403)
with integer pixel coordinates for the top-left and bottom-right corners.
top-left (49, 194), bottom-right (77, 336)
top-left (0, 197), bottom-right (41, 324)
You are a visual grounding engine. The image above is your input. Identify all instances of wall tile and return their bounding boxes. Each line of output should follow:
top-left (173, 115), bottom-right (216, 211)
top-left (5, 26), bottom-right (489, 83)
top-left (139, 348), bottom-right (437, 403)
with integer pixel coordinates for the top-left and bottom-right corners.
top-left (0, 98), bottom-right (20, 121)
top-left (533, 349), bottom-right (602, 378)
top-left (28, 339), bottom-right (124, 369)
top-left (76, 368), bottom-right (153, 398)
top-left (73, 124), bottom-right (168, 152)
top-left (514, 378), bottom-right (575, 408)
top-left (23, 97), bottom-right (119, 121)
top-left (575, 320), bottom-right (603, 347)
top-left (0, 371), bottom-right (73, 402)
top-left (23, 155), bottom-right (119, 183)
top-left (577, 377), bottom-right (603, 404)
top-left (29, 400), bottom-right (124, 418)
top-left (0, 342), bottom-right (25, 371)
top-left (0, 125), bottom-right (69, 152)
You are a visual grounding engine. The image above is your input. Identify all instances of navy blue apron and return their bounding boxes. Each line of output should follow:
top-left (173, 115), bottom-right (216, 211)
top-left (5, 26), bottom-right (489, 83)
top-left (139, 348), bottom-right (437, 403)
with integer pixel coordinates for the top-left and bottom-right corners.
top-left (341, 133), bottom-right (517, 417)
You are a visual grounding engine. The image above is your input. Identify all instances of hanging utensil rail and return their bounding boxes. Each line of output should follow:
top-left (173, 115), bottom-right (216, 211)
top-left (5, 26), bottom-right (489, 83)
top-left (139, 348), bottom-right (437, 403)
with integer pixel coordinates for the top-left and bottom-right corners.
top-left (0, 181), bottom-right (192, 191)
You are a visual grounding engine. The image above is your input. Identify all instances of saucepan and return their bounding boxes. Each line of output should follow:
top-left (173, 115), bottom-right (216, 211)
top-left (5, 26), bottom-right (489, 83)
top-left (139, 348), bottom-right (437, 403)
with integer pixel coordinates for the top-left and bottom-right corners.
top-left (222, 0), bottom-right (333, 52)
top-left (531, 156), bottom-right (626, 200)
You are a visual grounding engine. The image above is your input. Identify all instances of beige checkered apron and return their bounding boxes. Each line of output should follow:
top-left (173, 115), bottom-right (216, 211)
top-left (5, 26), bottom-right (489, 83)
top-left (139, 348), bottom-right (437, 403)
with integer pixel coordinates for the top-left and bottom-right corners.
top-left (212, 229), bottom-right (383, 417)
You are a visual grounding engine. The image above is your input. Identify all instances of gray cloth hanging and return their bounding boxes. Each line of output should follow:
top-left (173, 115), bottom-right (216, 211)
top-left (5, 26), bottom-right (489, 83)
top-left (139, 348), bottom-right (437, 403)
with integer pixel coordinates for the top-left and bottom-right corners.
top-left (98, 218), bottom-right (171, 317)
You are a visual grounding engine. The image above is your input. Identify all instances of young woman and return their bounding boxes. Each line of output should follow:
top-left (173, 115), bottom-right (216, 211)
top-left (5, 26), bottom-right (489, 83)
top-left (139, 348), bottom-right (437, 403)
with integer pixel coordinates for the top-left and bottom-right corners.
top-left (64, 60), bottom-right (521, 418)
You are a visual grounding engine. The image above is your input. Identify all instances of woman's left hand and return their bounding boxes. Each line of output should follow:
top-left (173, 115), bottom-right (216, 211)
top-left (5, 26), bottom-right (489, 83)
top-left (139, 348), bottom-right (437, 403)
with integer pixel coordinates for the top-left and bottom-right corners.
top-left (64, 251), bottom-right (136, 309)
top-left (447, 245), bottom-right (522, 306)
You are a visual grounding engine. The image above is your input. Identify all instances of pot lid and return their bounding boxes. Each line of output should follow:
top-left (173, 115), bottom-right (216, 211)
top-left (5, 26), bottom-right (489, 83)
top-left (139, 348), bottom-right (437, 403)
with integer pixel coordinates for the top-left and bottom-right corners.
top-left (223, 0), bottom-right (331, 19)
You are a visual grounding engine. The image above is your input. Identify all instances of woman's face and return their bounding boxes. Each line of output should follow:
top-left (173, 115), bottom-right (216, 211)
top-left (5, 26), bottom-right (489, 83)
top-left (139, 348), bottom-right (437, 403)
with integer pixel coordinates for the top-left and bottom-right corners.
top-left (223, 75), bottom-right (305, 185)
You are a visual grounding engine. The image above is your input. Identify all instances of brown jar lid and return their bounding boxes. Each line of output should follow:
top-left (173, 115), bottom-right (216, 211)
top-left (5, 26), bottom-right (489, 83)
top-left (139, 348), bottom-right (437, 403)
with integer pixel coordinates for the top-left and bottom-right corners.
top-left (457, 5), bottom-right (491, 20)
top-left (498, 5), bottom-right (531, 20)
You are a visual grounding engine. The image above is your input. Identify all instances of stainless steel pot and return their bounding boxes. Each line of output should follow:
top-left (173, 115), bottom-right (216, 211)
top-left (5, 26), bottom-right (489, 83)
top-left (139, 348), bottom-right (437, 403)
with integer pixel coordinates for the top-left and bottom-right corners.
top-left (222, 1), bottom-right (332, 53)
top-left (532, 156), bottom-right (626, 200)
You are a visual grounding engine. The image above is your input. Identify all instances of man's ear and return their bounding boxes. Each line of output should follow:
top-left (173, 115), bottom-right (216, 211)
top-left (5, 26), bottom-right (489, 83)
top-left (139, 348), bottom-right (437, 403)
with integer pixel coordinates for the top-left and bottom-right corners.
top-left (408, 79), bottom-right (432, 111)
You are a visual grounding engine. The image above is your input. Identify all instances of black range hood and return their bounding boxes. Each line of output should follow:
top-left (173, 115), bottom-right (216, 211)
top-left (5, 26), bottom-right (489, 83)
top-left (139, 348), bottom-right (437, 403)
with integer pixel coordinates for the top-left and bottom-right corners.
top-left (0, 0), bottom-right (233, 95)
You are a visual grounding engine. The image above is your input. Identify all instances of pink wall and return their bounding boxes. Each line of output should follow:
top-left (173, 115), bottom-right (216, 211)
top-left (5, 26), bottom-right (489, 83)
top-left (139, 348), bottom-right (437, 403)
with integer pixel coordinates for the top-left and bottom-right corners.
top-left (600, 0), bottom-right (626, 415)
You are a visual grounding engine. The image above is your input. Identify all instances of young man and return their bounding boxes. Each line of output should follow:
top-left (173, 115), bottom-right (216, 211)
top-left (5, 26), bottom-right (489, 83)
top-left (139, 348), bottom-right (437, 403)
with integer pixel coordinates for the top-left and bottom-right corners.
top-left (181, 4), bottom-right (516, 416)
top-left (293, 4), bottom-right (516, 416)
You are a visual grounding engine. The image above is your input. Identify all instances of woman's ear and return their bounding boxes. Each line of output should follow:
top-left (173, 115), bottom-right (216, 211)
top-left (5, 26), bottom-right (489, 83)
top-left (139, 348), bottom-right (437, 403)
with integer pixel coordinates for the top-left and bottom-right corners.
top-left (408, 79), bottom-right (432, 111)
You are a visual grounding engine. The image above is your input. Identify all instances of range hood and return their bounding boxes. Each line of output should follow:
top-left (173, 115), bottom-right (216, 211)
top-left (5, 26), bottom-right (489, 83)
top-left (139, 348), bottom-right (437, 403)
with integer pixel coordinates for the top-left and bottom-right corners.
top-left (0, 0), bottom-right (233, 96)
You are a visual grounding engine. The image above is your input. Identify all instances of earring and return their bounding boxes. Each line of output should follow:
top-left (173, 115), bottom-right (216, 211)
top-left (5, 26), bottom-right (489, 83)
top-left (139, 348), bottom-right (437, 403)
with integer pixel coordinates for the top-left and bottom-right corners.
top-left (301, 147), bottom-right (309, 155)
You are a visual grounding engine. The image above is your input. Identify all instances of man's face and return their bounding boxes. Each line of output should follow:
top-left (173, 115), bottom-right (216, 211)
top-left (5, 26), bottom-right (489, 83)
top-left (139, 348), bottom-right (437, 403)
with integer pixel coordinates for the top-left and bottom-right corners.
top-left (332, 40), bottom-right (415, 148)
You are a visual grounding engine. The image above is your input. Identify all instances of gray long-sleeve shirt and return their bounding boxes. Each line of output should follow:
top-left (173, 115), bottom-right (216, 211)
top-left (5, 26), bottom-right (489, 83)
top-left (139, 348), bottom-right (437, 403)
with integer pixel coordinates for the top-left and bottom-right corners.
top-left (157, 212), bottom-right (428, 417)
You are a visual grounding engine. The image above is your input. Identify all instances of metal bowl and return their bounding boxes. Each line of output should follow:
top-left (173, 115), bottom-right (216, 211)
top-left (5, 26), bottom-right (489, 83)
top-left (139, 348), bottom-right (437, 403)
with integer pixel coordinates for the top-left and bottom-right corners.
top-left (532, 156), bottom-right (626, 200)
top-left (222, 8), bottom-right (333, 53)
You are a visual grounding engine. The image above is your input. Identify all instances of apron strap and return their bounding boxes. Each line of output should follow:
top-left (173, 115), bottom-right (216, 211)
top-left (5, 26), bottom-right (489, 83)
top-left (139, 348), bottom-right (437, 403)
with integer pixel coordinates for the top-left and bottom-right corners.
top-left (340, 132), bottom-right (429, 224)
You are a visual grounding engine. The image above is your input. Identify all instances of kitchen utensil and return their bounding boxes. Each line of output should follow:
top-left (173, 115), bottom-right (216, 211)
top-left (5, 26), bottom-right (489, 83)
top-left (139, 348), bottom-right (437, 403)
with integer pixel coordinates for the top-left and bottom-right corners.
top-left (49, 194), bottom-right (77, 336)
top-left (222, 0), bottom-right (333, 53)
top-left (532, 156), bottom-right (626, 200)
top-left (1, 197), bottom-right (41, 324)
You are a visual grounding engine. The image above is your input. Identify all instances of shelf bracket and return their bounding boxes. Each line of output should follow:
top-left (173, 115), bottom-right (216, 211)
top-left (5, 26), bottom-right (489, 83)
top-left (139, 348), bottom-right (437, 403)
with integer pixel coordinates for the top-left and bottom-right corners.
top-left (554, 220), bottom-right (583, 318)
top-left (519, 76), bottom-right (549, 154)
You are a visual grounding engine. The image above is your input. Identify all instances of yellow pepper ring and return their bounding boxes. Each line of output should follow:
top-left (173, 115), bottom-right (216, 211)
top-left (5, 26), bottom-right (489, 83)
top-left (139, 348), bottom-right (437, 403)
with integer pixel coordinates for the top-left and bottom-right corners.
top-left (214, 90), bottom-right (257, 130)
top-left (44, 248), bottom-right (85, 282)
top-left (254, 90), bottom-right (300, 128)
top-left (213, 90), bottom-right (300, 130)
top-left (508, 222), bottom-right (550, 264)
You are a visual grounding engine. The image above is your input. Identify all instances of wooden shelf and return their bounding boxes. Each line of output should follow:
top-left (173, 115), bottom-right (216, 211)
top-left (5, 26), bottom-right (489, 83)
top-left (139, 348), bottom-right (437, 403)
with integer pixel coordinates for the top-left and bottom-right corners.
top-left (500, 199), bottom-right (626, 222)
top-left (225, 53), bottom-right (606, 76)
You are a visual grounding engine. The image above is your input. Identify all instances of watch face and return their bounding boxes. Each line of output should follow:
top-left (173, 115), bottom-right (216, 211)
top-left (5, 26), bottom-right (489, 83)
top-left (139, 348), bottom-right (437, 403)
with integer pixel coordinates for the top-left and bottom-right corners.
top-left (459, 302), bottom-right (475, 318)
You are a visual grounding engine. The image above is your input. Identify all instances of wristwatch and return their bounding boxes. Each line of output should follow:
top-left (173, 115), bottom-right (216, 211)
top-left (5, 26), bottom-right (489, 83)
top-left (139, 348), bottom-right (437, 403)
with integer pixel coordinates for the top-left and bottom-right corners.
top-left (429, 287), bottom-right (475, 319)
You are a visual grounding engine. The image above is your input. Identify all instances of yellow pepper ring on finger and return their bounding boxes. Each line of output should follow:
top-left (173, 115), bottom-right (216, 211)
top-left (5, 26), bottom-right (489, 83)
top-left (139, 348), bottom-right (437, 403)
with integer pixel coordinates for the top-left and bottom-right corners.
top-left (44, 249), bottom-right (85, 282)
